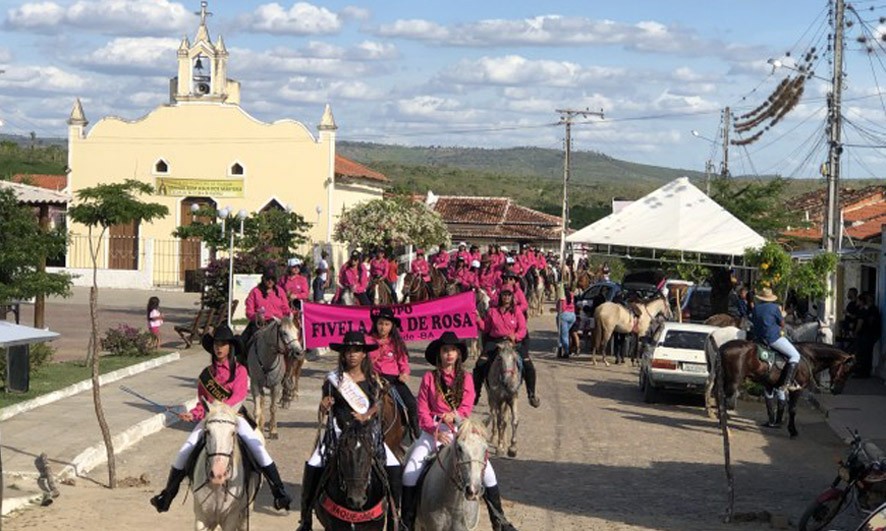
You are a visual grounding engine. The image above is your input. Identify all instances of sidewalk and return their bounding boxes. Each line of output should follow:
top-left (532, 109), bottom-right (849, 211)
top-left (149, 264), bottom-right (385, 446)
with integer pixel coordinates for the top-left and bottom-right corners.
top-left (813, 376), bottom-right (886, 451)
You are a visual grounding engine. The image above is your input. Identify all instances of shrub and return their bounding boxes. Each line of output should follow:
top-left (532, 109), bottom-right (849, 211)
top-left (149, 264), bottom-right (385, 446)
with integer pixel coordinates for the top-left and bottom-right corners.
top-left (100, 324), bottom-right (155, 356)
top-left (0, 342), bottom-right (56, 386)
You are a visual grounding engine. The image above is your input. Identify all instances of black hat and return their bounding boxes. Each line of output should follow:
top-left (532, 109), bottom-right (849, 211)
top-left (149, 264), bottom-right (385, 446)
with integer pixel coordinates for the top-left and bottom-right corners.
top-left (370, 307), bottom-right (401, 330)
top-left (502, 271), bottom-right (520, 281)
top-left (424, 331), bottom-right (468, 365)
top-left (201, 324), bottom-right (244, 359)
top-left (329, 331), bottom-right (379, 354)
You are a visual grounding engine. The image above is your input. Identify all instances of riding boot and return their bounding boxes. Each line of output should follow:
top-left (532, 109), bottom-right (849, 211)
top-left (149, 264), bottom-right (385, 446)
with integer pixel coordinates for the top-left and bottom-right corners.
top-left (484, 485), bottom-right (518, 531)
top-left (260, 462), bottom-right (292, 511)
top-left (385, 466), bottom-right (403, 531)
top-left (296, 463), bottom-right (324, 531)
top-left (556, 346), bottom-right (563, 359)
top-left (761, 395), bottom-right (780, 428)
top-left (779, 362), bottom-right (799, 393)
top-left (523, 358), bottom-right (540, 408)
top-left (399, 485), bottom-right (418, 531)
top-left (149, 467), bottom-right (188, 513)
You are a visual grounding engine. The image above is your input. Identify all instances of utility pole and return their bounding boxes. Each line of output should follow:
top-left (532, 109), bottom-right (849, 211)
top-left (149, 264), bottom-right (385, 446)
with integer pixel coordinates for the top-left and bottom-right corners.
top-left (705, 160), bottom-right (714, 196)
top-left (823, 0), bottom-right (846, 326)
top-left (555, 108), bottom-right (604, 264)
top-left (721, 107), bottom-right (731, 178)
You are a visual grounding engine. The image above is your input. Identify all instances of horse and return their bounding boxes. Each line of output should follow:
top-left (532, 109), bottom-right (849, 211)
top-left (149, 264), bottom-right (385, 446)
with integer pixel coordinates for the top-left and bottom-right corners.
top-left (542, 265), bottom-right (559, 301)
top-left (416, 418), bottom-right (488, 531)
top-left (468, 289), bottom-right (490, 360)
top-left (706, 336), bottom-right (855, 438)
top-left (369, 277), bottom-right (395, 306)
top-left (429, 268), bottom-right (450, 298)
top-left (575, 270), bottom-right (594, 292)
top-left (485, 342), bottom-right (521, 458)
top-left (191, 402), bottom-right (261, 531)
top-left (591, 296), bottom-right (672, 366)
top-left (785, 319), bottom-right (831, 344)
top-left (401, 273), bottom-right (431, 303)
top-left (247, 315), bottom-right (302, 439)
top-left (316, 422), bottom-right (389, 531)
top-left (524, 269), bottom-right (545, 317)
top-left (281, 311), bottom-right (308, 409)
top-left (380, 382), bottom-right (409, 463)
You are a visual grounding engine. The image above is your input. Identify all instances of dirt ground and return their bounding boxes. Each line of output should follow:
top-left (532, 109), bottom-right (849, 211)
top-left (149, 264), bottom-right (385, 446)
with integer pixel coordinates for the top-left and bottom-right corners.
top-left (3, 313), bottom-right (868, 530)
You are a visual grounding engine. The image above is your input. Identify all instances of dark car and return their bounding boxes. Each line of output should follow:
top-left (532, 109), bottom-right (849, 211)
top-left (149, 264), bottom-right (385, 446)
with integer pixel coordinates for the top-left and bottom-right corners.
top-left (680, 286), bottom-right (742, 323)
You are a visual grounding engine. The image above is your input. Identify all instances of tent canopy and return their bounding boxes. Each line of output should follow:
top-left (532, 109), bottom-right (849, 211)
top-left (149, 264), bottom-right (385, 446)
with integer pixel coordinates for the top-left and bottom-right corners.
top-left (567, 177), bottom-right (765, 257)
top-left (0, 321), bottom-right (60, 348)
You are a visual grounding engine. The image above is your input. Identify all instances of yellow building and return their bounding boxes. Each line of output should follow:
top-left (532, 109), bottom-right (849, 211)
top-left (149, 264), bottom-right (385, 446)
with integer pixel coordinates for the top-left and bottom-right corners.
top-left (63, 4), bottom-right (386, 289)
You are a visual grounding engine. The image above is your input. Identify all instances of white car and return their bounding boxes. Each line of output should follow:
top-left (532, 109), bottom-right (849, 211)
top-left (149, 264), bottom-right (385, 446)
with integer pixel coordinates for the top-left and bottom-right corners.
top-left (638, 322), bottom-right (718, 403)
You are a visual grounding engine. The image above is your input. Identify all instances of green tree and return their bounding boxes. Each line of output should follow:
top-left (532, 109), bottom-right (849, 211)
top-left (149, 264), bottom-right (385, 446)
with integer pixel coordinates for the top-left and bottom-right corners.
top-left (68, 180), bottom-right (168, 489)
top-left (334, 196), bottom-right (450, 249)
top-left (711, 176), bottom-right (799, 238)
top-left (744, 240), bottom-right (837, 301)
top-left (0, 188), bottom-right (72, 305)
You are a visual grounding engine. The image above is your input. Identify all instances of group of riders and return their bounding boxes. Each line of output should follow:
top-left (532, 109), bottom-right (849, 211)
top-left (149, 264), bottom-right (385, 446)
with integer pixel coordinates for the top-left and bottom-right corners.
top-left (149, 240), bottom-right (564, 530)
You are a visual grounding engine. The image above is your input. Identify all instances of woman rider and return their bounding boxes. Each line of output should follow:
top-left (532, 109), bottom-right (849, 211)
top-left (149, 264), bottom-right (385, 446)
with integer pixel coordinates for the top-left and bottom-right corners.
top-left (368, 307), bottom-right (419, 439)
top-left (400, 332), bottom-right (517, 531)
top-left (149, 324), bottom-right (291, 513)
top-left (473, 287), bottom-right (541, 408)
top-left (295, 331), bottom-right (402, 531)
top-left (242, 269), bottom-right (291, 360)
top-left (338, 250), bottom-right (371, 305)
top-left (752, 287), bottom-right (801, 395)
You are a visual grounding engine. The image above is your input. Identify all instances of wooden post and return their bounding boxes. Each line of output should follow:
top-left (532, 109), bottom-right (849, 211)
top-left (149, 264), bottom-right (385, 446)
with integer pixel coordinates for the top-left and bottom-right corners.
top-left (34, 204), bottom-right (50, 329)
top-left (716, 354), bottom-right (735, 522)
top-left (675, 288), bottom-right (683, 323)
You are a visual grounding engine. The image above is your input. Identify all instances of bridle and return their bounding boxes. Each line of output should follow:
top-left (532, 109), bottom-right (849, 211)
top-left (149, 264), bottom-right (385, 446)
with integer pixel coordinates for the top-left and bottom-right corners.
top-left (434, 426), bottom-right (488, 498)
top-left (194, 417), bottom-right (243, 500)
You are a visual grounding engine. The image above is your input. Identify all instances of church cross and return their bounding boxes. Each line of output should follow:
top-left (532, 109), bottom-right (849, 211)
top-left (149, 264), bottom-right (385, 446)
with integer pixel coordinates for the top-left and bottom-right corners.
top-left (196, 1), bottom-right (212, 26)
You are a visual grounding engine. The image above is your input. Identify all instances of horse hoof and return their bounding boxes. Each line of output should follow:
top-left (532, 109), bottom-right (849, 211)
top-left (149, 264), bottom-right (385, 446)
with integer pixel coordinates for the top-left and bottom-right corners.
top-left (507, 449), bottom-right (517, 458)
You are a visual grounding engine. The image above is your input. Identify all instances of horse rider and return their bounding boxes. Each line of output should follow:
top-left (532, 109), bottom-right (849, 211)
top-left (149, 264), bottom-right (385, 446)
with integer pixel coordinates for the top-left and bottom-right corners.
top-left (752, 287), bottom-right (801, 394)
top-left (411, 249), bottom-right (431, 283)
top-left (370, 248), bottom-right (389, 283)
top-left (400, 332), bottom-right (518, 531)
top-left (495, 272), bottom-right (529, 316)
top-left (295, 331), bottom-right (402, 531)
top-left (460, 259), bottom-right (481, 292)
top-left (431, 243), bottom-right (450, 271)
top-left (313, 250), bottom-right (330, 303)
top-left (508, 251), bottom-right (526, 277)
top-left (242, 270), bottom-right (291, 359)
top-left (456, 242), bottom-right (472, 265)
top-left (448, 256), bottom-right (467, 284)
top-left (478, 255), bottom-right (500, 298)
top-left (600, 263), bottom-right (611, 282)
top-left (338, 250), bottom-right (371, 305)
top-left (469, 244), bottom-right (482, 263)
top-left (488, 244), bottom-right (504, 270)
top-left (368, 307), bottom-right (420, 438)
top-left (150, 324), bottom-right (291, 513)
top-left (473, 286), bottom-right (541, 408)
top-left (385, 253), bottom-right (400, 304)
top-left (281, 260), bottom-right (310, 311)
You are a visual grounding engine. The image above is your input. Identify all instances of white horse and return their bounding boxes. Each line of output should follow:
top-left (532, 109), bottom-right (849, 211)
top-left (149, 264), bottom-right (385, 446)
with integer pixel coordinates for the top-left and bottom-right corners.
top-left (703, 326), bottom-right (746, 418)
top-left (416, 418), bottom-right (488, 531)
top-left (192, 402), bottom-right (261, 531)
top-left (785, 319), bottom-right (832, 344)
top-left (247, 315), bottom-right (302, 439)
top-left (486, 342), bottom-right (521, 458)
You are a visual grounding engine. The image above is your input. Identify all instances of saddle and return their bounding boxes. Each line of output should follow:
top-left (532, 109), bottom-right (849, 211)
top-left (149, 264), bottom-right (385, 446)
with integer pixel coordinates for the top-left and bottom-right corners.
top-left (755, 344), bottom-right (783, 368)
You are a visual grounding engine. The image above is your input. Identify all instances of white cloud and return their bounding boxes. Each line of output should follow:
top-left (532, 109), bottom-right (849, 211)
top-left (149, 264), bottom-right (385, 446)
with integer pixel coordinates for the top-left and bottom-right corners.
top-left (276, 77), bottom-right (385, 103)
top-left (0, 64), bottom-right (87, 93)
top-left (392, 95), bottom-right (482, 123)
top-left (340, 6), bottom-right (370, 21)
top-left (439, 55), bottom-right (627, 88)
top-left (75, 37), bottom-right (179, 74)
top-left (241, 2), bottom-right (341, 35)
top-left (376, 19), bottom-right (448, 41)
top-left (0, 47), bottom-right (12, 63)
top-left (6, 0), bottom-right (191, 36)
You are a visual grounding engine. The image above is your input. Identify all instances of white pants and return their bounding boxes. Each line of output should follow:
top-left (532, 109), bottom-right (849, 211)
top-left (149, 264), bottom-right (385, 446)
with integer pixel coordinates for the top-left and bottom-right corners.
top-left (306, 420), bottom-right (399, 467)
top-left (402, 426), bottom-right (497, 487)
top-left (173, 417), bottom-right (273, 470)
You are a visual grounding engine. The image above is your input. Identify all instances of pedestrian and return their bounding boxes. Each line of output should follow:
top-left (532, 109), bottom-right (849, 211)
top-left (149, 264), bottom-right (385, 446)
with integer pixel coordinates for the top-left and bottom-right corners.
top-left (841, 287), bottom-right (860, 345)
top-left (854, 293), bottom-right (880, 378)
top-left (146, 296), bottom-right (163, 350)
top-left (294, 331), bottom-right (401, 531)
top-left (280, 261), bottom-right (309, 311)
top-left (368, 307), bottom-right (419, 438)
top-left (556, 288), bottom-right (576, 358)
top-left (313, 250), bottom-right (329, 303)
top-left (399, 332), bottom-right (518, 531)
top-left (149, 324), bottom-right (291, 514)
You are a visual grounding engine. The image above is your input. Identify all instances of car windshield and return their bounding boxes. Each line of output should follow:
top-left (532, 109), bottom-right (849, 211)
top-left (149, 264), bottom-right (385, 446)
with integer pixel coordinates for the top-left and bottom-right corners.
top-left (661, 330), bottom-right (709, 350)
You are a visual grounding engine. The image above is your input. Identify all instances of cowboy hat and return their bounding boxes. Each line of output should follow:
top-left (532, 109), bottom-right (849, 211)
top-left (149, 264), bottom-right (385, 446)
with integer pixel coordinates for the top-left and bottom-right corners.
top-left (424, 331), bottom-right (468, 365)
top-left (370, 307), bottom-right (401, 330)
top-left (502, 270), bottom-right (520, 280)
top-left (201, 324), bottom-right (244, 360)
top-left (756, 287), bottom-right (778, 302)
top-left (329, 331), bottom-right (379, 354)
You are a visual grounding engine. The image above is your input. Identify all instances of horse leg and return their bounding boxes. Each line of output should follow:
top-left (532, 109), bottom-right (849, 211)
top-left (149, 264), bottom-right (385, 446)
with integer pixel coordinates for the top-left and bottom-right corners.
top-left (292, 357), bottom-right (304, 401)
top-left (496, 402), bottom-right (506, 456)
top-left (269, 383), bottom-right (280, 440)
top-left (280, 358), bottom-right (294, 409)
top-left (507, 400), bottom-right (518, 458)
top-left (251, 385), bottom-right (264, 434)
top-left (787, 390), bottom-right (800, 439)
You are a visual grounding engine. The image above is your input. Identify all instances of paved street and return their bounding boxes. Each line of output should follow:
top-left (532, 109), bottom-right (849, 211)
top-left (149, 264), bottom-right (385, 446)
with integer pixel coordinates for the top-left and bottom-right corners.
top-left (2, 309), bottom-right (869, 530)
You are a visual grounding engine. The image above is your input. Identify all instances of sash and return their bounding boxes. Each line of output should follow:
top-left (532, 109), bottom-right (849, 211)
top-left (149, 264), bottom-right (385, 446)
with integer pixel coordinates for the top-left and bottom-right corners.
top-left (326, 371), bottom-right (370, 415)
top-left (320, 494), bottom-right (385, 523)
top-left (198, 367), bottom-right (232, 403)
top-left (434, 370), bottom-right (461, 411)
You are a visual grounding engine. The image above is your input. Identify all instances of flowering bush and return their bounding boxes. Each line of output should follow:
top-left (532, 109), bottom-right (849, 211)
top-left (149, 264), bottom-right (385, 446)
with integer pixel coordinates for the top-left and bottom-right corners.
top-left (100, 324), bottom-right (155, 356)
top-left (334, 196), bottom-right (450, 249)
top-left (744, 241), bottom-right (837, 301)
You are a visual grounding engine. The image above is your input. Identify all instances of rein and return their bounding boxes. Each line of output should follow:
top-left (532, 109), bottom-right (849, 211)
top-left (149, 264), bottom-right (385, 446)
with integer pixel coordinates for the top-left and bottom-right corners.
top-left (433, 425), bottom-right (488, 496)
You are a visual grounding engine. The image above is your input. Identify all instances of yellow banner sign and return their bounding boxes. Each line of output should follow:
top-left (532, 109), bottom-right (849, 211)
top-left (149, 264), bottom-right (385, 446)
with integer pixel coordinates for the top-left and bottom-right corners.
top-left (156, 178), bottom-right (244, 198)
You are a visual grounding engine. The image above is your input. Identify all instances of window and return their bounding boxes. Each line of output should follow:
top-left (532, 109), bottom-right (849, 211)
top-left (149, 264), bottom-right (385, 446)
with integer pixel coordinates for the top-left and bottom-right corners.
top-left (661, 330), bottom-right (708, 350)
top-left (230, 163), bottom-right (244, 176)
top-left (154, 159), bottom-right (169, 174)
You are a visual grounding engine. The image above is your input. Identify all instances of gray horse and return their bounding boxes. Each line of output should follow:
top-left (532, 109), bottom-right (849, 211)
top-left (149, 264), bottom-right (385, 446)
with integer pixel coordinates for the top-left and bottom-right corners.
top-left (247, 316), bottom-right (302, 439)
top-left (486, 342), bottom-right (521, 458)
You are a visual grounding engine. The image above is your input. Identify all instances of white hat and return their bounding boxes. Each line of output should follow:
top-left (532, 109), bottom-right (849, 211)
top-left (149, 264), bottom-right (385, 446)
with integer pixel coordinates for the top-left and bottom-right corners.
top-left (458, 241), bottom-right (467, 247)
top-left (287, 257), bottom-right (302, 267)
top-left (471, 259), bottom-right (480, 268)
top-left (506, 257), bottom-right (515, 264)
top-left (500, 246), bottom-right (509, 252)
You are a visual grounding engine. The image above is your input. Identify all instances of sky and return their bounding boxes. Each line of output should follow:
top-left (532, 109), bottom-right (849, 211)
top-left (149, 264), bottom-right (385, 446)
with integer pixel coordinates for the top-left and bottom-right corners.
top-left (2, 0), bottom-right (886, 179)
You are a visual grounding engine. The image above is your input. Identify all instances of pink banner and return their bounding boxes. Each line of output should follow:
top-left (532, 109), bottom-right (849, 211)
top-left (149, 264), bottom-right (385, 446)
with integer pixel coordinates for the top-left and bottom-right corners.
top-left (301, 292), bottom-right (479, 349)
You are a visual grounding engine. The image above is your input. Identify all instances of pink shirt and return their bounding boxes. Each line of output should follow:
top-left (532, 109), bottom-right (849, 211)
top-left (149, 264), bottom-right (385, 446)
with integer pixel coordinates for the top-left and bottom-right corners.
top-left (339, 266), bottom-right (368, 293)
top-left (189, 360), bottom-right (248, 421)
top-left (370, 258), bottom-right (388, 278)
top-left (411, 258), bottom-right (431, 281)
top-left (431, 251), bottom-right (450, 269)
top-left (456, 250), bottom-right (472, 264)
top-left (280, 274), bottom-right (309, 301)
top-left (416, 369), bottom-right (475, 434)
top-left (479, 306), bottom-right (527, 342)
top-left (367, 336), bottom-right (410, 377)
top-left (455, 268), bottom-right (476, 289)
top-left (245, 286), bottom-right (291, 321)
top-left (478, 268), bottom-right (499, 294)
top-left (559, 297), bottom-right (575, 314)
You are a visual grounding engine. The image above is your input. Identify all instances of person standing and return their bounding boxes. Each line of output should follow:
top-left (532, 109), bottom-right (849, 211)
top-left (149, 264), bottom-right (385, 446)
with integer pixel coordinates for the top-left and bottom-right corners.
top-left (556, 288), bottom-right (576, 359)
top-left (313, 250), bottom-right (329, 303)
top-left (841, 287), bottom-right (860, 345)
top-left (854, 293), bottom-right (881, 378)
top-left (146, 296), bottom-right (163, 349)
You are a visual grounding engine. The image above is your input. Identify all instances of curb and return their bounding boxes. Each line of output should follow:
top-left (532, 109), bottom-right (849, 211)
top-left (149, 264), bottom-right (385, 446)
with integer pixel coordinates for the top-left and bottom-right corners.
top-left (1, 494), bottom-right (44, 517)
top-left (0, 352), bottom-right (181, 422)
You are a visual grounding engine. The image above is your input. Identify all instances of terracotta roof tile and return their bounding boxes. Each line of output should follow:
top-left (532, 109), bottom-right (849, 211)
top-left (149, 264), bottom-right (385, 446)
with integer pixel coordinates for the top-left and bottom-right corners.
top-left (783, 227), bottom-right (821, 241)
top-left (846, 215), bottom-right (886, 241)
top-left (844, 203), bottom-right (886, 223)
top-left (787, 185), bottom-right (886, 219)
top-left (11, 174), bottom-right (68, 191)
top-left (429, 195), bottom-right (563, 243)
top-left (334, 155), bottom-right (388, 182)
top-left (434, 197), bottom-right (510, 224)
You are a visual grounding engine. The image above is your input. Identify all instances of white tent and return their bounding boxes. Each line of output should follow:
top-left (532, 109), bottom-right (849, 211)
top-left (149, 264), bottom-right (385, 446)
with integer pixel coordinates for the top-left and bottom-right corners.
top-left (567, 177), bottom-right (765, 257)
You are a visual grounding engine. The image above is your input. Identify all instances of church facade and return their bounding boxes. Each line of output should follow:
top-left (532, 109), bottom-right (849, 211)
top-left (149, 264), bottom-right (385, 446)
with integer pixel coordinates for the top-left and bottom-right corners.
top-left (64, 4), bottom-right (385, 288)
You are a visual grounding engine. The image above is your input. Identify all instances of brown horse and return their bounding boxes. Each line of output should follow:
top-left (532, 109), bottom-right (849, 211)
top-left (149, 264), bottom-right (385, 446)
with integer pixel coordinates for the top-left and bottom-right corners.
top-left (575, 270), bottom-right (594, 292)
top-left (707, 339), bottom-right (854, 438)
top-left (591, 297), bottom-right (671, 366)
top-left (380, 382), bottom-right (408, 463)
top-left (401, 273), bottom-right (431, 303)
top-left (368, 277), bottom-right (394, 306)
top-left (429, 268), bottom-right (451, 298)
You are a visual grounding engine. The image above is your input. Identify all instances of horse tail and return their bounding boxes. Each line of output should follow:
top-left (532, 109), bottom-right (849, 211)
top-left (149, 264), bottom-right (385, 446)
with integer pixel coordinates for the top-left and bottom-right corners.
top-left (704, 334), bottom-right (721, 418)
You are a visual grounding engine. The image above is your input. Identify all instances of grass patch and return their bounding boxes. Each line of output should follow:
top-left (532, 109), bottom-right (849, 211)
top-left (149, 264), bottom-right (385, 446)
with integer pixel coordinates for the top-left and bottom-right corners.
top-left (0, 351), bottom-right (172, 408)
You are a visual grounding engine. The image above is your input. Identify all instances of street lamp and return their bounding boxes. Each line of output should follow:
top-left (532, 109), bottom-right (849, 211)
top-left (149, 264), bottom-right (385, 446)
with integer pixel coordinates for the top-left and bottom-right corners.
top-left (218, 207), bottom-right (248, 328)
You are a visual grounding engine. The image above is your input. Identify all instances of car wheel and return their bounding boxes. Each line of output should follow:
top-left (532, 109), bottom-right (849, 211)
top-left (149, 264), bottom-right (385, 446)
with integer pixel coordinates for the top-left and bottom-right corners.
top-left (642, 370), bottom-right (659, 404)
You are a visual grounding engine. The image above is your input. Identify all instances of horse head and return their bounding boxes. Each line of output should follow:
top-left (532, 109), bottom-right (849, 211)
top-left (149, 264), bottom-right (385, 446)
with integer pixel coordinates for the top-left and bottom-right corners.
top-left (335, 423), bottom-right (376, 509)
top-left (278, 314), bottom-right (303, 357)
top-left (491, 342), bottom-right (521, 395)
top-left (826, 350), bottom-right (856, 395)
top-left (475, 288), bottom-right (490, 316)
top-left (203, 402), bottom-right (239, 487)
top-left (452, 418), bottom-right (488, 501)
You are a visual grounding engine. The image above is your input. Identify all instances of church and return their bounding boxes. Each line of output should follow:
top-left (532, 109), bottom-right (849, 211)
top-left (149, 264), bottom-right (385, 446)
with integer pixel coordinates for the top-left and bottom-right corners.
top-left (64, 2), bottom-right (386, 289)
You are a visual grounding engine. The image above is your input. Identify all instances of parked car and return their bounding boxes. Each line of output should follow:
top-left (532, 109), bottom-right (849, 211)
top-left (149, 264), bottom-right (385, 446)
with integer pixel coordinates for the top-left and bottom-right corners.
top-left (638, 322), bottom-right (718, 403)
top-left (680, 286), bottom-right (742, 323)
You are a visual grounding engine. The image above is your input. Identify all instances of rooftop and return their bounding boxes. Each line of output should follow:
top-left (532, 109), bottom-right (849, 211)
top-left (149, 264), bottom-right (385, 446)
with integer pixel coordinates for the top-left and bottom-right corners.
top-left (11, 174), bottom-right (68, 192)
top-left (335, 155), bottom-right (388, 183)
top-left (0, 180), bottom-right (71, 206)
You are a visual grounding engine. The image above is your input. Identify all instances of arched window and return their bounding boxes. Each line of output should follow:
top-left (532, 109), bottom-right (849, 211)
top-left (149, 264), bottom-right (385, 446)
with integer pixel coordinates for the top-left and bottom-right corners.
top-left (230, 162), bottom-right (244, 176)
top-left (154, 159), bottom-right (169, 174)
